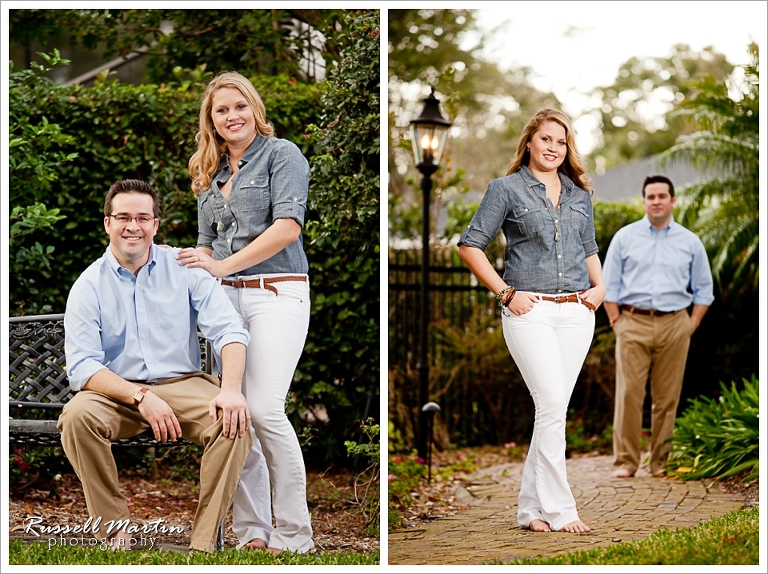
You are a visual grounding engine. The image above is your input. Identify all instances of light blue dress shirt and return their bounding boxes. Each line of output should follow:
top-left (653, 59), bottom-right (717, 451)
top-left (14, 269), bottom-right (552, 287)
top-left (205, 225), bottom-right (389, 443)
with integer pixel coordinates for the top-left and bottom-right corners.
top-left (64, 244), bottom-right (250, 391)
top-left (602, 214), bottom-right (714, 311)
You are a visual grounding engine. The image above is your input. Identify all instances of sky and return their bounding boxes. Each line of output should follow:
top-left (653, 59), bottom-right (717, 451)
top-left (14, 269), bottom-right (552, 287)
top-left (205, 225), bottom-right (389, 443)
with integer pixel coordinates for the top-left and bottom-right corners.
top-left (460, 0), bottom-right (767, 153)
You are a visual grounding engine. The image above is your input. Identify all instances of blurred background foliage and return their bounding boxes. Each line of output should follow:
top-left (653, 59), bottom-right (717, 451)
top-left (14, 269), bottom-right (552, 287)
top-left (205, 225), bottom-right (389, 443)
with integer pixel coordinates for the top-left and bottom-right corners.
top-left (387, 9), bottom-right (759, 454)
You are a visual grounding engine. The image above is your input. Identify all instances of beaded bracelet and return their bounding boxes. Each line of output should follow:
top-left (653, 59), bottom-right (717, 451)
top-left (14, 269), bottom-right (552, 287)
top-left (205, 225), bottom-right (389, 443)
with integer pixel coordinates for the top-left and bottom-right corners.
top-left (496, 286), bottom-right (516, 307)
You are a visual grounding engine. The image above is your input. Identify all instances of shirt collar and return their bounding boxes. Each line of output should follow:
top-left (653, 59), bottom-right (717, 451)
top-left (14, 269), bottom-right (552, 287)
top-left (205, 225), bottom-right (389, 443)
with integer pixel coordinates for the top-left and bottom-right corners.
top-left (219, 133), bottom-right (268, 172)
top-left (641, 214), bottom-right (676, 231)
top-left (519, 164), bottom-right (577, 193)
top-left (104, 244), bottom-right (157, 277)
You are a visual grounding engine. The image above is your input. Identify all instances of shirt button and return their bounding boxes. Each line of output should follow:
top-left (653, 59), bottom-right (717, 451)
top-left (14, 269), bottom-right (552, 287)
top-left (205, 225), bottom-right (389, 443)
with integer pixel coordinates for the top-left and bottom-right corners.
top-left (558, 272), bottom-right (562, 277)
top-left (231, 222), bottom-right (235, 227)
top-left (555, 219), bottom-right (559, 223)
top-left (142, 334), bottom-right (146, 339)
top-left (557, 254), bottom-right (561, 259)
top-left (228, 239), bottom-right (232, 244)
top-left (250, 180), bottom-right (255, 185)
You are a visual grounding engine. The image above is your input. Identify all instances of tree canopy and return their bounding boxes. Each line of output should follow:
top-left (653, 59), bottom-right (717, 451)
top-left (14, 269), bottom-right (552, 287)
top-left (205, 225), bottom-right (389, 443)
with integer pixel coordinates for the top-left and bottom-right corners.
top-left (9, 8), bottom-right (357, 84)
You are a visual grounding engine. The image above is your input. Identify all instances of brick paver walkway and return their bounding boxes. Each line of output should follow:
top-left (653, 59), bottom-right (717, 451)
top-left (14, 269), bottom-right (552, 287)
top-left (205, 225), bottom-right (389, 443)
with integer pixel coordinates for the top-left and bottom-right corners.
top-left (387, 454), bottom-right (748, 565)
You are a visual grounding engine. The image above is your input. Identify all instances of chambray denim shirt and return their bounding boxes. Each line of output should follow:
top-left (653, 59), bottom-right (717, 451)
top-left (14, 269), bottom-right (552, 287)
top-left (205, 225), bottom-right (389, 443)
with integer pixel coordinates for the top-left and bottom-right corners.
top-left (64, 244), bottom-right (250, 391)
top-left (603, 215), bottom-right (714, 311)
top-left (197, 134), bottom-right (309, 275)
top-left (458, 165), bottom-right (598, 294)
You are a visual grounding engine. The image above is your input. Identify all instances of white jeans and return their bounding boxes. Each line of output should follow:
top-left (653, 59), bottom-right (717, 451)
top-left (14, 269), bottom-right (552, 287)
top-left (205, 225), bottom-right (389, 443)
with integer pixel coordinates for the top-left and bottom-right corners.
top-left (501, 294), bottom-right (595, 531)
top-left (223, 273), bottom-right (314, 552)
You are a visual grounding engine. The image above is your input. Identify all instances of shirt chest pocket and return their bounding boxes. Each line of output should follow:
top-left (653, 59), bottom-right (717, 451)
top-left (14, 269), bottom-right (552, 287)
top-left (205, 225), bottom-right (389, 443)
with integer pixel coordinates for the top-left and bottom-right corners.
top-left (510, 205), bottom-right (545, 236)
top-left (568, 204), bottom-right (588, 233)
top-left (239, 178), bottom-right (272, 211)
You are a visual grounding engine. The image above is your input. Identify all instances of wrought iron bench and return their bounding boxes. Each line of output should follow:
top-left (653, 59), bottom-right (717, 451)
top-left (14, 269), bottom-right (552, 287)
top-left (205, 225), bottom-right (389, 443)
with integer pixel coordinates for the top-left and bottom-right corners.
top-left (8, 313), bottom-right (226, 549)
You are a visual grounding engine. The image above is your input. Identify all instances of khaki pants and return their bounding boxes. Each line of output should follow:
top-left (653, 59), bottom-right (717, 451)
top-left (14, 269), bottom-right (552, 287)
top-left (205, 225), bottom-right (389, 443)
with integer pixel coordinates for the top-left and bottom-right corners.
top-left (58, 373), bottom-right (253, 552)
top-left (612, 310), bottom-right (692, 475)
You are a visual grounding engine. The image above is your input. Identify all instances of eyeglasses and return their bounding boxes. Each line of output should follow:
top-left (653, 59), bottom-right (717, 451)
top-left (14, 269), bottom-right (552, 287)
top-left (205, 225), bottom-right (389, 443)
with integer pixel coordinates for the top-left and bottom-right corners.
top-left (108, 214), bottom-right (156, 225)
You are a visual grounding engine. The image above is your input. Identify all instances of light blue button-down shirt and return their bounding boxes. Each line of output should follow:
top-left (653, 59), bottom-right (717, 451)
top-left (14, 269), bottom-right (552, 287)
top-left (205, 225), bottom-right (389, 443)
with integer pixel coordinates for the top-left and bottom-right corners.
top-left (603, 215), bottom-right (714, 311)
top-left (458, 165), bottom-right (599, 293)
top-left (196, 134), bottom-right (309, 275)
top-left (64, 244), bottom-right (250, 391)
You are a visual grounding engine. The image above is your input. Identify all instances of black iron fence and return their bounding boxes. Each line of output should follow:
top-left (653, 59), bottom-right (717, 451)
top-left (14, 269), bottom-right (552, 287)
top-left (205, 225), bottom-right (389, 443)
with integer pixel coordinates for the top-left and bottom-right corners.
top-left (388, 246), bottom-right (539, 449)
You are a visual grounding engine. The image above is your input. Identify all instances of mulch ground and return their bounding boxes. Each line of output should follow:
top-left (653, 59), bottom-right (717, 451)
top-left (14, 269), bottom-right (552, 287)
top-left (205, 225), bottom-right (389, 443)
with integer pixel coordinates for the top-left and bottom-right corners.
top-left (8, 465), bottom-right (379, 555)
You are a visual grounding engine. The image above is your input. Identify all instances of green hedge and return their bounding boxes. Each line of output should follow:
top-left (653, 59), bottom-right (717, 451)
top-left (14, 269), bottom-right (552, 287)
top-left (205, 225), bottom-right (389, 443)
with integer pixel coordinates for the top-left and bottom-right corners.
top-left (10, 68), bottom-right (323, 312)
top-left (10, 10), bottom-right (380, 465)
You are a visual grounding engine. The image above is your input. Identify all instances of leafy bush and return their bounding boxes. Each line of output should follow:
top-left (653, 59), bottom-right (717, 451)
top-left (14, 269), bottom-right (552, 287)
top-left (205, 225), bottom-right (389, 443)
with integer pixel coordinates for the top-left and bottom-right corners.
top-left (666, 375), bottom-right (759, 482)
top-left (8, 11), bottom-right (379, 467)
top-left (9, 50), bottom-right (77, 314)
top-left (301, 10), bottom-right (380, 464)
top-left (387, 453), bottom-right (426, 531)
top-left (344, 418), bottom-right (381, 536)
top-left (9, 58), bottom-right (322, 314)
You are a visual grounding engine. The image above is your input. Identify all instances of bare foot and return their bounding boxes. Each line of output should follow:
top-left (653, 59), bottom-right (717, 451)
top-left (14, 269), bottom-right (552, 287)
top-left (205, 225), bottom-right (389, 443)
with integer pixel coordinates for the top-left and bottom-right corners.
top-left (109, 531), bottom-right (131, 551)
top-left (266, 547), bottom-right (283, 554)
top-left (529, 519), bottom-right (551, 532)
top-left (611, 468), bottom-right (633, 478)
top-left (245, 538), bottom-right (268, 549)
top-left (561, 519), bottom-right (590, 533)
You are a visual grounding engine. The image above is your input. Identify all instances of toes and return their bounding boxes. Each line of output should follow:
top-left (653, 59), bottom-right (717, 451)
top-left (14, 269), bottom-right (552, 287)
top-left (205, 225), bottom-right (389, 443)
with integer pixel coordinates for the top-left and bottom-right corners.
top-left (529, 519), bottom-right (551, 532)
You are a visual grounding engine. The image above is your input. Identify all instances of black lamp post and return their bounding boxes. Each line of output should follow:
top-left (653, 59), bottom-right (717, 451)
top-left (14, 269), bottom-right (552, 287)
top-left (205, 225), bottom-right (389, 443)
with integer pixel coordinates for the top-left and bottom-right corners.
top-left (410, 87), bottom-right (451, 461)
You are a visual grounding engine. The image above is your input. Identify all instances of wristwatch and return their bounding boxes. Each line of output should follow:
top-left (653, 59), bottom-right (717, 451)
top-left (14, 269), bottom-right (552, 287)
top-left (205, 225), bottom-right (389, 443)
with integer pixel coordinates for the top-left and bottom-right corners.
top-left (133, 387), bottom-right (149, 407)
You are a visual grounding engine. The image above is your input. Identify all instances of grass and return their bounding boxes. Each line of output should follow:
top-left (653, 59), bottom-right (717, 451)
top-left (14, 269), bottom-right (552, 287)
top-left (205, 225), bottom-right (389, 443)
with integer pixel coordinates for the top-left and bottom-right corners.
top-left (491, 507), bottom-right (759, 566)
top-left (7, 541), bottom-right (379, 566)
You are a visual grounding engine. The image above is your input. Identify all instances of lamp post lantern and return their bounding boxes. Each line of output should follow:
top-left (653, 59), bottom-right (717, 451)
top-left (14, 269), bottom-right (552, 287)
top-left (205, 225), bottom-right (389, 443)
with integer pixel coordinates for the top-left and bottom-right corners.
top-left (409, 87), bottom-right (451, 460)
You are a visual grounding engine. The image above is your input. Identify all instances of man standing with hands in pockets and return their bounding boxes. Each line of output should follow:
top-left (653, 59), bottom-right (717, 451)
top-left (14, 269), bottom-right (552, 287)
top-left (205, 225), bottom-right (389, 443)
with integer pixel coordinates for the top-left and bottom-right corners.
top-left (603, 175), bottom-right (714, 479)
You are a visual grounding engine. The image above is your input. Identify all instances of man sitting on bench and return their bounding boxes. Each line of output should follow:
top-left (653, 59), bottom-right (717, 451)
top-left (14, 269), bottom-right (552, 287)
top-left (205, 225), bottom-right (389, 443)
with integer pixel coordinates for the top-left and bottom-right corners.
top-left (59, 179), bottom-right (252, 553)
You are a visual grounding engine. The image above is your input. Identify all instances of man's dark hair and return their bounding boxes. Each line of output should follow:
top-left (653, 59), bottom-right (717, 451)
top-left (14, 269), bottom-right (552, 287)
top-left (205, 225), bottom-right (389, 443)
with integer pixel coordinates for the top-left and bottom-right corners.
top-left (642, 175), bottom-right (675, 198)
top-left (104, 179), bottom-right (160, 217)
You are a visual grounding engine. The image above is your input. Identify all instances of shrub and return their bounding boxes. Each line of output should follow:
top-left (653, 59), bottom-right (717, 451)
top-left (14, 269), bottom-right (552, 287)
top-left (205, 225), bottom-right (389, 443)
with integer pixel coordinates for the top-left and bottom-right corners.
top-left (666, 375), bottom-right (759, 482)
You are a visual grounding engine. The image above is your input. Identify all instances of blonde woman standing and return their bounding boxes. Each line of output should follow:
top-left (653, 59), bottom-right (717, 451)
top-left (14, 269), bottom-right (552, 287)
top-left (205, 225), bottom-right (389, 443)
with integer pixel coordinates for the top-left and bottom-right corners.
top-left (179, 71), bottom-right (313, 553)
top-left (458, 108), bottom-right (605, 533)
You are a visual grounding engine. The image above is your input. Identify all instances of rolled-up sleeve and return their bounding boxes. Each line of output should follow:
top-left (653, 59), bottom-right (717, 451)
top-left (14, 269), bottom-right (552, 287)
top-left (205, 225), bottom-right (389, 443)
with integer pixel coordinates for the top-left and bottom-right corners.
top-left (197, 193), bottom-right (216, 250)
top-left (457, 179), bottom-right (508, 252)
top-left (581, 194), bottom-right (599, 258)
top-left (270, 141), bottom-right (309, 227)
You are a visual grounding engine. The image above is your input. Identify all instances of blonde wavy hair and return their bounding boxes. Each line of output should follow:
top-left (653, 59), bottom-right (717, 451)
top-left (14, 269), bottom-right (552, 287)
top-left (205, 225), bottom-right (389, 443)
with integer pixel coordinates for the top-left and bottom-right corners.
top-left (506, 108), bottom-right (593, 194)
top-left (188, 72), bottom-right (275, 196)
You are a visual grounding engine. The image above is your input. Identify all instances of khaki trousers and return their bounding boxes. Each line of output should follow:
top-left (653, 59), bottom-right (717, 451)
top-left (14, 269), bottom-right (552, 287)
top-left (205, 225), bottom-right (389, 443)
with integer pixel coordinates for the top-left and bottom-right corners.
top-left (57, 373), bottom-right (253, 552)
top-left (612, 310), bottom-right (692, 475)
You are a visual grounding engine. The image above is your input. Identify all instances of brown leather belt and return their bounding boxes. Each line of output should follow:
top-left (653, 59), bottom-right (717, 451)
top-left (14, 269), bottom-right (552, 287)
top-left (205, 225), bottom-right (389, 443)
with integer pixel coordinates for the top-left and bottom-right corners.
top-left (539, 291), bottom-right (596, 312)
top-left (620, 304), bottom-right (677, 317)
top-left (221, 275), bottom-right (306, 296)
